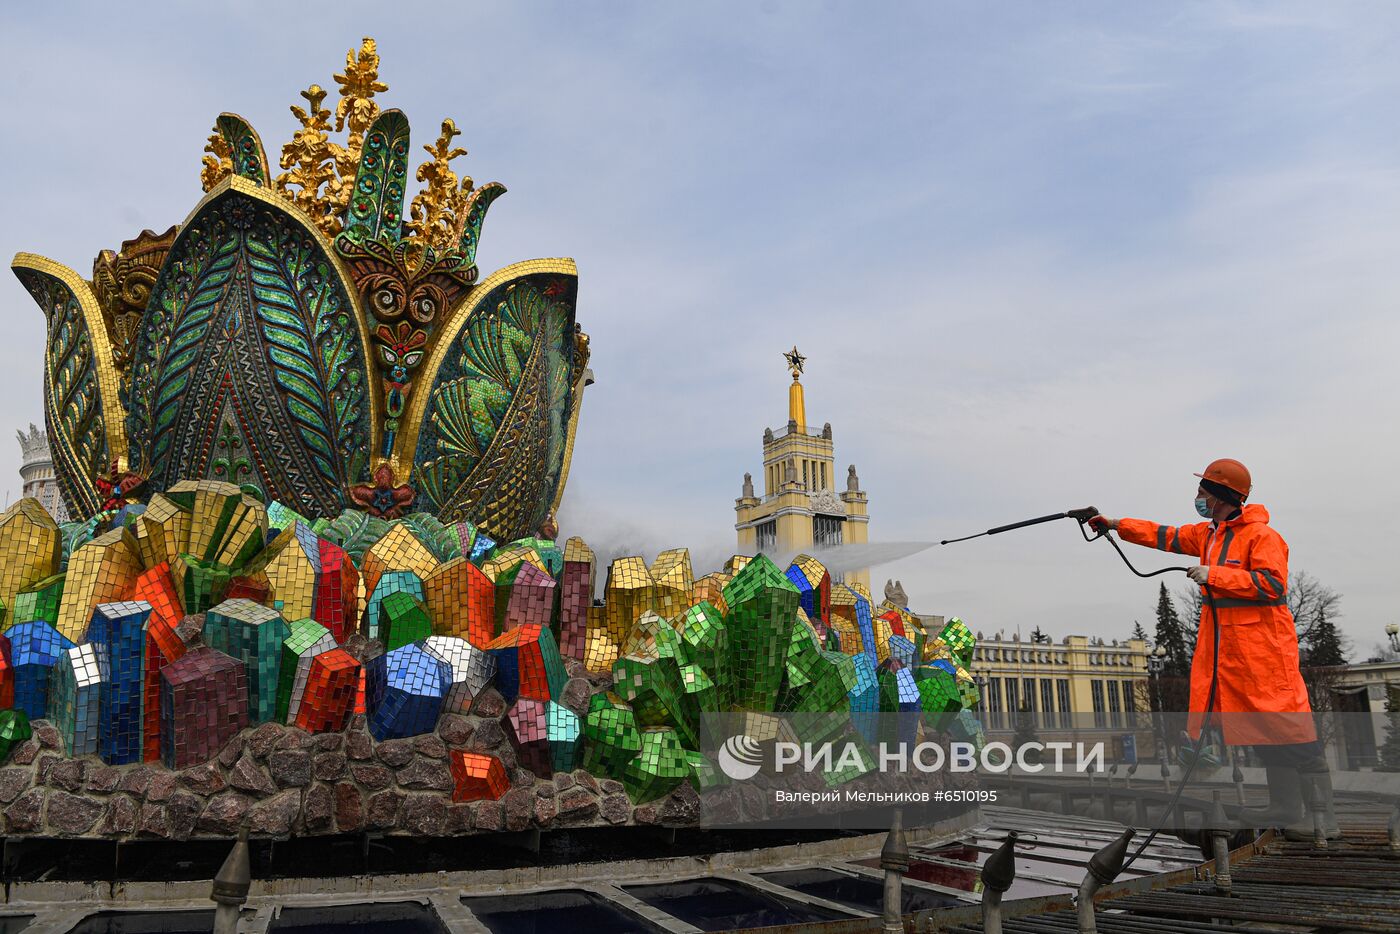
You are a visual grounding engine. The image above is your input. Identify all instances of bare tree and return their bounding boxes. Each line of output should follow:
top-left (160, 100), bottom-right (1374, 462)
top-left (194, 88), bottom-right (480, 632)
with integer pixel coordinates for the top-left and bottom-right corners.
top-left (1177, 571), bottom-right (1341, 645)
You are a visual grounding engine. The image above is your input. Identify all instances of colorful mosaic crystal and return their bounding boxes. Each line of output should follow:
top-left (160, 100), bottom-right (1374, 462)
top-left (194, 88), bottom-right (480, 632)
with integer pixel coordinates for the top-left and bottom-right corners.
top-left (313, 537), bottom-right (359, 643)
top-left (379, 591), bottom-right (433, 651)
top-left (0, 499), bottom-right (60, 628)
top-left (276, 618), bottom-right (336, 723)
top-left (294, 647), bottom-right (360, 733)
top-left (720, 554), bottom-right (798, 710)
top-left (366, 642), bottom-right (449, 740)
top-left (583, 691), bottom-right (641, 775)
top-left (160, 646), bottom-right (248, 769)
top-left (142, 609), bottom-right (186, 762)
top-left (203, 598), bottom-right (291, 723)
top-left (57, 528), bottom-right (142, 643)
top-left (419, 635), bottom-right (496, 714)
top-left (363, 570), bottom-right (425, 642)
top-left (557, 537), bottom-right (594, 661)
top-left (86, 600), bottom-right (152, 764)
top-left (255, 522), bottom-right (321, 620)
top-left (449, 750), bottom-right (510, 802)
top-left (502, 562), bottom-right (556, 633)
top-left (422, 557), bottom-right (494, 647)
top-left (50, 643), bottom-right (105, 756)
top-left (14, 573), bottom-right (65, 629)
top-left (785, 555), bottom-right (832, 637)
top-left (8, 620), bottom-right (75, 721)
top-left (622, 727), bottom-right (688, 804)
top-left (485, 623), bottom-right (566, 704)
top-left (0, 708), bottom-right (32, 761)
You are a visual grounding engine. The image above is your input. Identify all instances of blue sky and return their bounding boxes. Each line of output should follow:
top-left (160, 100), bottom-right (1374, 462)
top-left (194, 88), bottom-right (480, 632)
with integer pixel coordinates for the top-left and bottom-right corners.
top-left (3, 3), bottom-right (1399, 656)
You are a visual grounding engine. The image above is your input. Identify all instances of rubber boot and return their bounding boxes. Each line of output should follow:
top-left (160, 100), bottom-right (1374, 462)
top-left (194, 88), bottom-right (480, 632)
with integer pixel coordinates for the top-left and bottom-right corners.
top-left (1285, 761), bottom-right (1341, 841)
top-left (1240, 765), bottom-right (1304, 827)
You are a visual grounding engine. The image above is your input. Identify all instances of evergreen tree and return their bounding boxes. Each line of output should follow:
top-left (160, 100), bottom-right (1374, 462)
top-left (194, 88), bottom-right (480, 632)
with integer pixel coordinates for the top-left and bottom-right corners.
top-left (1379, 685), bottom-right (1400, 772)
top-left (1131, 621), bottom-right (1149, 643)
top-left (1154, 582), bottom-right (1191, 677)
top-left (1302, 607), bottom-right (1348, 667)
top-left (1030, 625), bottom-right (1049, 644)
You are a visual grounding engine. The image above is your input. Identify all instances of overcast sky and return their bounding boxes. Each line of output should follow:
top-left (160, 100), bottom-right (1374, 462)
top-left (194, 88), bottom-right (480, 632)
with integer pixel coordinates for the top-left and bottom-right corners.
top-left (3, 3), bottom-right (1398, 657)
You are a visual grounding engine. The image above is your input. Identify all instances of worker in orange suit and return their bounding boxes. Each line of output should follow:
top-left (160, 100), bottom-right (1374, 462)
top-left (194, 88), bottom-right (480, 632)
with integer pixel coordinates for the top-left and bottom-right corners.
top-left (1084, 459), bottom-right (1337, 839)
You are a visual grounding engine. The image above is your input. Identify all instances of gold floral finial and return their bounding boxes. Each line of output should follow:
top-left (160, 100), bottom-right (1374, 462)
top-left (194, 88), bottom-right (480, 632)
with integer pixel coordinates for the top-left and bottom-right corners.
top-left (200, 131), bottom-right (234, 192)
top-left (406, 119), bottom-right (474, 253)
top-left (334, 37), bottom-right (387, 138)
top-left (275, 85), bottom-right (341, 235)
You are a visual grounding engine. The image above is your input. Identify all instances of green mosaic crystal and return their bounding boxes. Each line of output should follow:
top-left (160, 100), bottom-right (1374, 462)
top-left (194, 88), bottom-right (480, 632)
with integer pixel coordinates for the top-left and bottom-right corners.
top-left (720, 554), bottom-right (798, 711)
top-left (685, 749), bottom-right (726, 791)
top-left (267, 500), bottom-right (312, 532)
top-left (13, 573), bottom-right (64, 627)
top-left (175, 554), bottom-right (234, 615)
top-left (957, 676), bottom-right (981, 709)
top-left (620, 611), bottom-right (668, 661)
top-left (379, 591), bottom-right (433, 651)
top-left (677, 662), bottom-right (717, 728)
top-left (680, 601), bottom-right (729, 705)
top-left (205, 598), bottom-right (290, 724)
top-left (915, 667), bottom-right (962, 731)
top-left (583, 691), bottom-right (642, 776)
top-left (612, 654), bottom-right (693, 747)
top-left (0, 708), bottom-right (32, 762)
top-left (939, 616), bottom-right (975, 668)
top-left (276, 618), bottom-right (334, 723)
top-left (546, 700), bottom-right (583, 772)
top-left (622, 727), bottom-right (688, 804)
top-left (949, 709), bottom-right (987, 752)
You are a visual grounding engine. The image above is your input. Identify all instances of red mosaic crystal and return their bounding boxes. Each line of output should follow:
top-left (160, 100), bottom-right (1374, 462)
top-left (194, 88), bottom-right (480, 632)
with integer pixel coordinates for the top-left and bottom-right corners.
top-left (132, 563), bottom-right (184, 633)
top-left (502, 562), bottom-right (556, 633)
top-left (294, 647), bottom-right (360, 734)
top-left (449, 750), bottom-right (510, 801)
top-left (505, 697), bottom-right (552, 776)
top-left (224, 575), bottom-right (270, 604)
top-left (160, 646), bottom-right (248, 770)
top-left (0, 634), bottom-right (13, 709)
top-left (314, 538), bottom-right (360, 643)
top-left (142, 611), bottom-right (187, 762)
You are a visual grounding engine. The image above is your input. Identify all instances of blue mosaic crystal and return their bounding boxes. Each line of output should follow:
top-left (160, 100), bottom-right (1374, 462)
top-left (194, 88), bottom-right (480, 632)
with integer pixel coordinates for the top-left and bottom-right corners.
top-left (848, 652), bottom-right (880, 744)
top-left (469, 532), bottom-right (497, 564)
top-left (7, 620), bottom-right (76, 721)
top-left (363, 570), bottom-right (424, 641)
top-left (50, 643), bottom-right (105, 756)
top-left (366, 643), bottom-right (450, 741)
top-left (889, 634), bottom-right (916, 668)
top-left (847, 586), bottom-right (877, 667)
top-left (85, 600), bottom-right (152, 765)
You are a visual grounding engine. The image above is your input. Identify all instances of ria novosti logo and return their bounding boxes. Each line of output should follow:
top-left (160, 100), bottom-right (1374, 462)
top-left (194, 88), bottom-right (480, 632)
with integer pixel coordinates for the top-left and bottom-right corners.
top-left (717, 734), bottom-right (764, 780)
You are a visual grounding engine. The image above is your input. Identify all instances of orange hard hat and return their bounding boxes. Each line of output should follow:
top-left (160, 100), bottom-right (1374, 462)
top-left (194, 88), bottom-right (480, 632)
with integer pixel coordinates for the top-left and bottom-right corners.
top-left (1194, 458), bottom-right (1251, 500)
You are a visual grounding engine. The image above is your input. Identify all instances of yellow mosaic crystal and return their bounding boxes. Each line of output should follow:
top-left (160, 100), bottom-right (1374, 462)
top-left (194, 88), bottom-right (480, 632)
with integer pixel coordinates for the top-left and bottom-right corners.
top-left (57, 527), bottom-right (142, 643)
top-left (723, 555), bottom-right (751, 577)
top-left (251, 524), bottom-right (319, 621)
top-left (359, 523), bottom-right (437, 599)
top-left (184, 480), bottom-right (256, 563)
top-left (828, 613), bottom-right (862, 657)
top-left (847, 580), bottom-right (873, 604)
top-left (0, 499), bottom-right (61, 626)
top-left (648, 548), bottom-right (693, 623)
top-left (584, 617), bottom-right (620, 673)
top-left (691, 572), bottom-right (730, 617)
top-left (141, 493), bottom-right (192, 570)
top-left (423, 556), bottom-right (491, 641)
top-left (602, 556), bottom-right (653, 645)
top-left (871, 611), bottom-right (894, 665)
top-left (828, 584), bottom-right (857, 625)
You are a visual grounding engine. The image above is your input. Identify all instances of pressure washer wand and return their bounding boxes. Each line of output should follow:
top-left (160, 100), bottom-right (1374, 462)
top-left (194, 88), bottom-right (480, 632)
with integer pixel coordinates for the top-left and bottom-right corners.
top-left (940, 507), bottom-right (1101, 545)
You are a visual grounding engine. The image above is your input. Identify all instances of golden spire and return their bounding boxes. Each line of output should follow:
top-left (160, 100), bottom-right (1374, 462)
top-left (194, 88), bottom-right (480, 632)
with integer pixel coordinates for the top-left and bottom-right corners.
top-left (784, 346), bottom-right (806, 431)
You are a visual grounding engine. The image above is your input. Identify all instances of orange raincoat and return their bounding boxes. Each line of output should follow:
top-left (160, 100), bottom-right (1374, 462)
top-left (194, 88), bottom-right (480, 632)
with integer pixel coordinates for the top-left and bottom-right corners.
top-left (1118, 504), bottom-right (1315, 746)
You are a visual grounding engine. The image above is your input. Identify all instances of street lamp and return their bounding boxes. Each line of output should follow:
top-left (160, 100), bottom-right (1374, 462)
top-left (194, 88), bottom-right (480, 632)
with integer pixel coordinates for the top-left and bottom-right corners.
top-left (1386, 623), bottom-right (1399, 654)
top-left (1147, 645), bottom-right (1170, 790)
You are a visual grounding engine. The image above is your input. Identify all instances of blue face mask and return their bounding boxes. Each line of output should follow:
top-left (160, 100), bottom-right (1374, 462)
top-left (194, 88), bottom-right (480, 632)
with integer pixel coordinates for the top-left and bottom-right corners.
top-left (1195, 497), bottom-right (1212, 518)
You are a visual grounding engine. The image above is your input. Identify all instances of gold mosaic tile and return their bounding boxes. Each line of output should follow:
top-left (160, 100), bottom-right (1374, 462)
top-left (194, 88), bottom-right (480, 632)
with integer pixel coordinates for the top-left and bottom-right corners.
top-left (141, 494), bottom-right (192, 570)
top-left (691, 572), bottom-right (730, 617)
top-left (602, 556), bottom-right (653, 645)
top-left (723, 555), bottom-right (751, 576)
top-left (252, 524), bottom-right (318, 621)
top-left (56, 527), bottom-right (142, 643)
top-left (0, 498), bottom-right (61, 626)
top-left (648, 548), bottom-right (693, 623)
top-left (359, 523), bottom-right (437, 598)
top-left (583, 621), bottom-right (620, 673)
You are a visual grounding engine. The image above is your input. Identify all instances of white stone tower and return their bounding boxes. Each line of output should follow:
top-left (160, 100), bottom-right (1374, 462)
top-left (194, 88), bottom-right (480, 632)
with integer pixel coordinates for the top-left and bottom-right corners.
top-left (17, 423), bottom-right (68, 522)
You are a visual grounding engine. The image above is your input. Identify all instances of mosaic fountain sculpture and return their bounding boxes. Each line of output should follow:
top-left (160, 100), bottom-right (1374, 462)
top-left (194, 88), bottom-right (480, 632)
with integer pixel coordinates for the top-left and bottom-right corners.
top-left (0, 40), bottom-right (982, 840)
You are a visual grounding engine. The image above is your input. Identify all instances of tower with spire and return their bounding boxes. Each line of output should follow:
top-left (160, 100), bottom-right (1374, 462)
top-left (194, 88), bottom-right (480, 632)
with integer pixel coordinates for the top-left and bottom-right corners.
top-left (734, 348), bottom-right (869, 588)
top-left (16, 423), bottom-right (68, 522)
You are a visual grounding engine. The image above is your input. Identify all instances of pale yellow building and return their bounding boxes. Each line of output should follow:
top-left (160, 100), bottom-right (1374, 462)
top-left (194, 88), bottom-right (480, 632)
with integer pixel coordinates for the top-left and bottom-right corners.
top-left (734, 348), bottom-right (870, 590)
top-left (969, 631), bottom-right (1150, 747)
